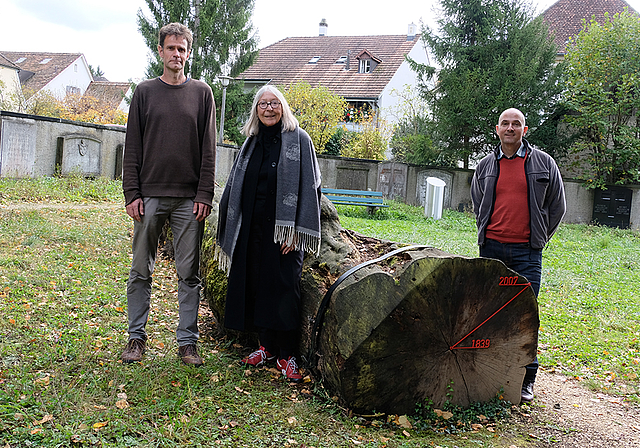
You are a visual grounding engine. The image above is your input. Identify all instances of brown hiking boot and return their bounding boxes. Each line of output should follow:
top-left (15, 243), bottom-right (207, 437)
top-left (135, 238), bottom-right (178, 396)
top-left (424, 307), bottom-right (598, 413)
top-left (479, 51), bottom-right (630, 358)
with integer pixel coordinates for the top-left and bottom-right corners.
top-left (121, 338), bottom-right (146, 364)
top-left (178, 344), bottom-right (203, 366)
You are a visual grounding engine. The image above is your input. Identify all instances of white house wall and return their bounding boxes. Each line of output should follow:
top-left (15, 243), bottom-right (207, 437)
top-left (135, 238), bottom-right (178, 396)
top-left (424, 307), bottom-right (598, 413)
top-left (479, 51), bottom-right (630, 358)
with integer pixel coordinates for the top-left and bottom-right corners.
top-left (41, 55), bottom-right (93, 98)
top-left (379, 40), bottom-right (429, 125)
top-left (0, 66), bottom-right (22, 103)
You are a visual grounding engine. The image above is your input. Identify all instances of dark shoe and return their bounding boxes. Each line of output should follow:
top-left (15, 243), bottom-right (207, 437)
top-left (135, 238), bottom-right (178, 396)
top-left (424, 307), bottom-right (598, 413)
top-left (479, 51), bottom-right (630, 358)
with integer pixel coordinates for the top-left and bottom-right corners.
top-left (276, 356), bottom-right (303, 383)
top-left (521, 381), bottom-right (534, 403)
top-left (241, 346), bottom-right (275, 367)
top-left (121, 338), bottom-right (146, 364)
top-left (178, 344), bottom-right (204, 366)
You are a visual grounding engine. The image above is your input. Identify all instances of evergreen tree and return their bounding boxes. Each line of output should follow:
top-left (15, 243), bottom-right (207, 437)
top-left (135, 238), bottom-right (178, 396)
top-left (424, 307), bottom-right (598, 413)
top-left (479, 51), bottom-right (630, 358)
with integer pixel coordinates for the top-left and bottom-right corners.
top-left (137, 0), bottom-right (258, 82)
top-left (137, 0), bottom-right (258, 144)
top-left (410, 0), bottom-right (561, 167)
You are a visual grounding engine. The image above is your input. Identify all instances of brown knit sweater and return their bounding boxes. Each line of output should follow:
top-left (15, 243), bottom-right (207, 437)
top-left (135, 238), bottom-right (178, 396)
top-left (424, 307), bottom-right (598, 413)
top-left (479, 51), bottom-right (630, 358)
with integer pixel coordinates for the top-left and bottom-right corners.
top-left (123, 78), bottom-right (217, 206)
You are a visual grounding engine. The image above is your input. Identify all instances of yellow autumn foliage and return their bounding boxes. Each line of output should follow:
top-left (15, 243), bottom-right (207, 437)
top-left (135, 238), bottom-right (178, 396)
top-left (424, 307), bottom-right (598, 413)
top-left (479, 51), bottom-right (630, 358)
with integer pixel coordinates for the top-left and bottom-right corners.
top-left (282, 81), bottom-right (347, 153)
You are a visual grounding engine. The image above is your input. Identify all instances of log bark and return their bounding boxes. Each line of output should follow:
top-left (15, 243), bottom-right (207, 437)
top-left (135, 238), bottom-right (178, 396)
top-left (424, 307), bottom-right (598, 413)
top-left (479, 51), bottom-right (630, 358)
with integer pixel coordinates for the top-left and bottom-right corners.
top-left (201, 192), bottom-right (539, 414)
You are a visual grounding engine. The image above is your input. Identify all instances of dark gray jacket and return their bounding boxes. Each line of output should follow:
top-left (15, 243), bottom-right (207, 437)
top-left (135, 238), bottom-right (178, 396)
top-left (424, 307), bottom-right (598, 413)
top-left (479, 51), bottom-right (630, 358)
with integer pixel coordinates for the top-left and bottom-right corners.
top-left (471, 139), bottom-right (566, 249)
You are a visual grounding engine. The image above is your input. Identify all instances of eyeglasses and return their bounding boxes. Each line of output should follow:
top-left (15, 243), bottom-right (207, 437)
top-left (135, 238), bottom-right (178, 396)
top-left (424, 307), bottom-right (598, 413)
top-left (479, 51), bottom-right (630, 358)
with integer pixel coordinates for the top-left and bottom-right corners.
top-left (258, 100), bottom-right (281, 110)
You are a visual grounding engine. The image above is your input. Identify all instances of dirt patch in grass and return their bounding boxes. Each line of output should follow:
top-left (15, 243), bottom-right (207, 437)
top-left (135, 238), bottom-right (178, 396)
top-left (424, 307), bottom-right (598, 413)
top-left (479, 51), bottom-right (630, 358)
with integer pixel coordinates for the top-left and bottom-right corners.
top-left (513, 369), bottom-right (640, 447)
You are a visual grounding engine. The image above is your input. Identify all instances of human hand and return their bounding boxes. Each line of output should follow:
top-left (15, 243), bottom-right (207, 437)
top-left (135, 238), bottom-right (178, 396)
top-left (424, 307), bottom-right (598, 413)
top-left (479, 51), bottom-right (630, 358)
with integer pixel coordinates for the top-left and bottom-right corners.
top-left (193, 202), bottom-right (212, 222)
top-left (126, 198), bottom-right (144, 222)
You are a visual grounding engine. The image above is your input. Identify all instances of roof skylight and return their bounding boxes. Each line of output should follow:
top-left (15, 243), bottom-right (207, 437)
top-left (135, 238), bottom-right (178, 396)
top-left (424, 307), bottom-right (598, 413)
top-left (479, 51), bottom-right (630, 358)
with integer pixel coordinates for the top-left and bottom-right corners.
top-left (308, 56), bottom-right (320, 64)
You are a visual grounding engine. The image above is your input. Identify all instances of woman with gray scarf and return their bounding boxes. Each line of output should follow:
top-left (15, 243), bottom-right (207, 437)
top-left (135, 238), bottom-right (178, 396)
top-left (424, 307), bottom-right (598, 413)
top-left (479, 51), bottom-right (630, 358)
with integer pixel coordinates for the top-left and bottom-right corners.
top-left (215, 85), bottom-right (322, 382)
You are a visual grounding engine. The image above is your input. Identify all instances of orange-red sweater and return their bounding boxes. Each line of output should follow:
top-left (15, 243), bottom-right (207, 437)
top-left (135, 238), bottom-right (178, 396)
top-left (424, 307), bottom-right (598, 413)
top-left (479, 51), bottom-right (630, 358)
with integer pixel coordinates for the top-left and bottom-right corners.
top-left (485, 155), bottom-right (530, 243)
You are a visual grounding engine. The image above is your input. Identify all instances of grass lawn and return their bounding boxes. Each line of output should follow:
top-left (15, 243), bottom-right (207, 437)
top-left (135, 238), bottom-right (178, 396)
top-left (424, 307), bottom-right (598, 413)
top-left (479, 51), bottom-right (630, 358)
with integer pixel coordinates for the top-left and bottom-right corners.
top-left (0, 177), bottom-right (638, 447)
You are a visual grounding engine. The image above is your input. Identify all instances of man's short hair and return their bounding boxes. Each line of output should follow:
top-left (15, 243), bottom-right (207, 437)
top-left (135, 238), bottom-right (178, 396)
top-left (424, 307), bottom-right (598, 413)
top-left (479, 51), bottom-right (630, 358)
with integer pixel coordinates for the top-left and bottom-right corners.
top-left (159, 23), bottom-right (193, 52)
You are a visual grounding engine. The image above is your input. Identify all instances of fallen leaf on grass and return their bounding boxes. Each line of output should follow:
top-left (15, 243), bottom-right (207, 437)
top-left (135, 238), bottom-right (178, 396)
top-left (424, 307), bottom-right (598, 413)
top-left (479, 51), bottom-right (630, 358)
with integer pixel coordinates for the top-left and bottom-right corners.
top-left (402, 430), bottom-right (410, 437)
top-left (93, 405), bottom-right (107, 410)
top-left (234, 386), bottom-right (250, 395)
top-left (92, 421), bottom-right (108, 430)
top-left (36, 414), bottom-right (53, 425)
top-left (397, 415), bottom-right (412, 429)
top-left (287, 416), bottom-right (298, 425)
top-left (115, 399), bottom-right (129, 409)
top-left (30, 428), bottom-right (42, 435)
top-left (471, 423), bottom-right (483, 431)
top-left (34, 376), bottom-right (50, 387)
top-left (230, 420), bottom-right (239, 427)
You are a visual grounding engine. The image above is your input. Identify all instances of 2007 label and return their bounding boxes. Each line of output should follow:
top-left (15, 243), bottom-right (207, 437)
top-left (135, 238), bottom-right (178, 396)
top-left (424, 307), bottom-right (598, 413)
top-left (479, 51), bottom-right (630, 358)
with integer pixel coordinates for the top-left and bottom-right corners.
top-left (499, 276), bottom-right (519, 286)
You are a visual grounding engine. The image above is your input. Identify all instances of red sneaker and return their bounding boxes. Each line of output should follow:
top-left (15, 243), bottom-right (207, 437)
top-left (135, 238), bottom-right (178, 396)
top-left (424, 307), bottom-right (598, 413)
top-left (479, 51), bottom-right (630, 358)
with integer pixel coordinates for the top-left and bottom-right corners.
top-left (276, 356), bottom-right (303, 382)
top-left (241, 346), bottom-right (275, 367)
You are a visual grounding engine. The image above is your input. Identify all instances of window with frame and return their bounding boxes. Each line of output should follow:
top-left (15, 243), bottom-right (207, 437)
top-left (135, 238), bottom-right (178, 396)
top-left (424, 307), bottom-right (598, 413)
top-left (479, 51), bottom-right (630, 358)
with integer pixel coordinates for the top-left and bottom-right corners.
top-left (359, 59), bottom-right (371, 73)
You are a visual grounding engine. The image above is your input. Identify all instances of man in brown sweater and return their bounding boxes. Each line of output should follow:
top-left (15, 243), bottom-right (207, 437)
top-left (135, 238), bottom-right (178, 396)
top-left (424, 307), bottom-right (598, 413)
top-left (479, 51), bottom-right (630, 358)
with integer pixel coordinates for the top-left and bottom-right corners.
top-left (121, 23), bottom-right (216, 366)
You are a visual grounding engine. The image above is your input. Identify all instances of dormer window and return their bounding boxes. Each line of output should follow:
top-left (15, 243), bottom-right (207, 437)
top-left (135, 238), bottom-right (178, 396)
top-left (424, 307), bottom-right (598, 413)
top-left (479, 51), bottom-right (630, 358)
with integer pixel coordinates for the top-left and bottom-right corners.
top-left (308, 56), bottom-right (321, 64)
top-left (355, 49), bottom-right (381, 74)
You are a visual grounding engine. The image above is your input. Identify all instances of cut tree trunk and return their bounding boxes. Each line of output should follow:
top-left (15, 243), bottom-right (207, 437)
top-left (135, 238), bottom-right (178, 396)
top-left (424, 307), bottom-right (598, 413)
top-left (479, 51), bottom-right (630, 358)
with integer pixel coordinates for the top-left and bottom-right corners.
top-left (201, 192), bottom-right (539, 414)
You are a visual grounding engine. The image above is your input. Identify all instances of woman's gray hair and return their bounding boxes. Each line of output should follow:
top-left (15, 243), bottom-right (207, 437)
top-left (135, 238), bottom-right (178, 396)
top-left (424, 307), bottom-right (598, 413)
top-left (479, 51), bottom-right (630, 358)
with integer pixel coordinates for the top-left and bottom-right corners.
top-left (241, 85), bottom-right (299, 136)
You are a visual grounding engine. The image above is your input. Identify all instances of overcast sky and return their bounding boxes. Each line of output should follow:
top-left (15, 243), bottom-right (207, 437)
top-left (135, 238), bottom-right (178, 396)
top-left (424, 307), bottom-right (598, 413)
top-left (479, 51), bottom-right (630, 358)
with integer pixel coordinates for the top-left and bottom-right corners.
top-left (3, 0), bottom-right (637, 83)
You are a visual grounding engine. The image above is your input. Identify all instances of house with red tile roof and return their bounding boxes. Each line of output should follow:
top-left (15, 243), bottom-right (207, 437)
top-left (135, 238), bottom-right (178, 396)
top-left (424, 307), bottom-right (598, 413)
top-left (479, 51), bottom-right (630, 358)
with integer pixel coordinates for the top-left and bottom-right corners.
top-left (542, 0), bottom-right (637, 59)
top-left (238, 21), bottom-right (428, 124)
top-left (0, 51), bottom-right (94, 99)
top-left (84, 81), bottom-right (132, 113)
top-left (0, 51), bottom-right (132, 113)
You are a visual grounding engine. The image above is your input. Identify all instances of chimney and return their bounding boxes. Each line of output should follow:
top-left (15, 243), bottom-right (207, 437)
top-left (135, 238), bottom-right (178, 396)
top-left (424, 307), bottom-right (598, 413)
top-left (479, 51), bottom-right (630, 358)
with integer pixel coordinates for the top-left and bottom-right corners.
top-left (345, 50), bottom-right (351, 71)
top-left (319, 18), bottom-right (328, 36)
top-left (407, 22), bottom-right (417, 41)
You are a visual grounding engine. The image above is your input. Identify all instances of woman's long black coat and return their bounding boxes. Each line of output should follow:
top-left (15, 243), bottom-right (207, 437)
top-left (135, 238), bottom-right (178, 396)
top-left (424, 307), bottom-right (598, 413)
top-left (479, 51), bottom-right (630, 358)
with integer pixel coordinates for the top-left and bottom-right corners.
top-left (223, 122), bottom-right (303, 332)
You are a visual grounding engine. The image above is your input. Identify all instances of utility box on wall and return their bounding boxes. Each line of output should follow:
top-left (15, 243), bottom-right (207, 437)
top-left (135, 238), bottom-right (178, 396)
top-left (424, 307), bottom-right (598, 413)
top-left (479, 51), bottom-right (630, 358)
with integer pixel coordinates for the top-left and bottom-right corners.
top-left (592, 186), bottom-right (633, 228)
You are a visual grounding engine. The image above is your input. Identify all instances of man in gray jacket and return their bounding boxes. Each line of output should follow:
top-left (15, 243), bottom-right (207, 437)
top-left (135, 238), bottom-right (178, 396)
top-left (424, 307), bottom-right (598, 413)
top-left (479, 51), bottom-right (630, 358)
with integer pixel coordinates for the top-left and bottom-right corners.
top-left (471, 108), bottom-right (566, 403)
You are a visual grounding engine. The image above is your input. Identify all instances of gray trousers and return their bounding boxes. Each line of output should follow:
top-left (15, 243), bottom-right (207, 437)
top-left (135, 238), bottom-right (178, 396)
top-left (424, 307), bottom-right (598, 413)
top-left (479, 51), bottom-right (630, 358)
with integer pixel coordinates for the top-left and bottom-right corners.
top-left (126, 197), bottom-right (204, 346)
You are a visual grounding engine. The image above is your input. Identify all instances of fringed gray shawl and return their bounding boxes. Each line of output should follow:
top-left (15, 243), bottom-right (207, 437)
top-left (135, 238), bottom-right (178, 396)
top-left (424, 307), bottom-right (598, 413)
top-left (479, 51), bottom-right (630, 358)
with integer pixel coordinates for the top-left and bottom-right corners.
top-left (215, 126), bottom-right (322, 274)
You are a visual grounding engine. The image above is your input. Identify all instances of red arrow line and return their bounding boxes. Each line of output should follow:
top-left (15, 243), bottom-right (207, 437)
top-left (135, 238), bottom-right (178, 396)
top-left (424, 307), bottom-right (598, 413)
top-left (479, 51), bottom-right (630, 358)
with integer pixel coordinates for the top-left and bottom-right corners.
top-left (450, 283), bottom-right (531, 350)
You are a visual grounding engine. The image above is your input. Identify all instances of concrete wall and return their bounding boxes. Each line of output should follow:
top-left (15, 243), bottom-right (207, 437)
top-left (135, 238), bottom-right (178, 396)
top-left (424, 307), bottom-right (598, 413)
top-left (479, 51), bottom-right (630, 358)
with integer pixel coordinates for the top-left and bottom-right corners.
top-left (0, 112), bottom-right (246, 185)
top-left (0, 111), bottom-right (125, 179)
top-left (2, 112), bottom-right (638, 230)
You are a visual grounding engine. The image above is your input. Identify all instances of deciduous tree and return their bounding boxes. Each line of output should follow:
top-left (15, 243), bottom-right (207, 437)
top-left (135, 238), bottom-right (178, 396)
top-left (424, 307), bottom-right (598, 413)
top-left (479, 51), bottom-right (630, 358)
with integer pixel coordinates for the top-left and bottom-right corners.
top-left (283, 81), bottom-right (348, 153)
top-left (563, 10), bottom-right (640, 187)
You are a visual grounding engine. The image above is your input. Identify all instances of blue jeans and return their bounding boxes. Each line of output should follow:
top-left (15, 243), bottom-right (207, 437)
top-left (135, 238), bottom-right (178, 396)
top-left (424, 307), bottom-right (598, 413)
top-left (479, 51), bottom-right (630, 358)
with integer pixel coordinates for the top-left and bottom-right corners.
top-left (480, 238), bottom-right (541, 383)
top-left (126, 197), bottom-right (204, 346)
